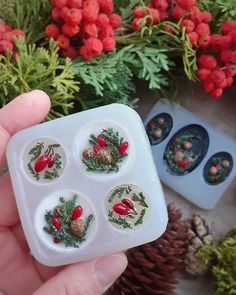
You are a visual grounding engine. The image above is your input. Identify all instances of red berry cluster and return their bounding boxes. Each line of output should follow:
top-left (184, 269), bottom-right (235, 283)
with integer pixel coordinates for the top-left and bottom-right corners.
top-left (173, 0), bottom-right (212, 49)
top-left (197, 21), bottom-right (236, 98)
top-left (132, 0), bottom-right (169, 31)
top-left (45, 0), bottom-right (122, 60)
top-left (0, 23), bottom-right (25, 57)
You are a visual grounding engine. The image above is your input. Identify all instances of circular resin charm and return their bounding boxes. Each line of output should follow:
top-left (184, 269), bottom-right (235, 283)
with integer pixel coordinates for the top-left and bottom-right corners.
top-left (24, 138), bottom-right (65, 183)
top-left (164, 125), bottom-right (209, 176)
top-left (203, 152), bottom-right (233, 185)
top-left (79, 124), bottom-right (130, 175)
top-left (146, 113), bottom-right (173, 145)
top-left (105, 184), bottom-right (151, 231)
top-left (35, 191), bottom-right (95, 251)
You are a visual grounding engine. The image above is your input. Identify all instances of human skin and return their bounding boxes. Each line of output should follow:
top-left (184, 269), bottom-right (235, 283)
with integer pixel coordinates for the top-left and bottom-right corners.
top-left (0, 90), bottom-right (127, 295)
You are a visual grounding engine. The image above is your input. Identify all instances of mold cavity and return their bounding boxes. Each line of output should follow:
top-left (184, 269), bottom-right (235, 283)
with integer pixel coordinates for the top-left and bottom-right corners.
top-left (163, 124), bottom-right (209, 176)
top-left (146, 113), bottom-right (173, 145)
top-left (203, 152), bottom-right (233, 185)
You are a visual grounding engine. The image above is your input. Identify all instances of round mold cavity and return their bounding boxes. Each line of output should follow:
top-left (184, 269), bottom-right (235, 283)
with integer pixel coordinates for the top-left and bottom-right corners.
top-left (203, 152), bottom-right (233, 185)
top-left (146, 113), bottom-right (173, 145)
top-left (74, 120), bottom-right (134, 180)
top-left (34, 190), bottom-right (96, 252)
top-left (105, 184), bottom-right (151, 232)
top-left (23, 138), bottom-right (66, 183)
top-left (163, 124), bottom-right (209, 176)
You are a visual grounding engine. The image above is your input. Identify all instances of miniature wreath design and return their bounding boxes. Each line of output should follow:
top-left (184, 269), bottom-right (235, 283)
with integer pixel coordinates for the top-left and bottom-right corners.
top-left (43, 194), bottom-right (94, 248)
top-left (82, 128), bottom-right (129, 173)
top-left (106, 185), bottom-right (150, 230)
top-left (26, 140), bottom-right (63, 182)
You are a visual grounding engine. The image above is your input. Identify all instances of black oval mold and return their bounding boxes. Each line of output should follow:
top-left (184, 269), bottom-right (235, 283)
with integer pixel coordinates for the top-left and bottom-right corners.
top-left (146, 113), bottom-right (173, 145)
top-left (163, 124), bottom-right (209, 176)
top-left (203, 152), bottom-right (233, 185)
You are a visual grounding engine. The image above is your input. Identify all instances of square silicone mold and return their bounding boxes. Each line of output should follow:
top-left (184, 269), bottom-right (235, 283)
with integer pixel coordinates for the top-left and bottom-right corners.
top-left (144, 101), bottom-right (236, 209)
top-left (6, 103), bottom-right (167, 266)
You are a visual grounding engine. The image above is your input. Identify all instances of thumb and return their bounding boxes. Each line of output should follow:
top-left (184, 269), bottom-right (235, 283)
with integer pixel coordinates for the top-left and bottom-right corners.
top-left (33, 253), bottom-right (127, 295)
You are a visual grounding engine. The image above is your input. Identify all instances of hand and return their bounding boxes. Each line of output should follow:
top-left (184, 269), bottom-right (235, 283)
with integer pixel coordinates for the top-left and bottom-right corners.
top-left (0, 91), bottom-right (127, 295)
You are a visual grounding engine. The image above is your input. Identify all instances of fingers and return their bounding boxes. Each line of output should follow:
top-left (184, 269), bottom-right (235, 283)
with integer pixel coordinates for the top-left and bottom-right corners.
top-left (33, 253), bottom-right (127, 295)
top-left (0, 90), bottom-right (51, 167)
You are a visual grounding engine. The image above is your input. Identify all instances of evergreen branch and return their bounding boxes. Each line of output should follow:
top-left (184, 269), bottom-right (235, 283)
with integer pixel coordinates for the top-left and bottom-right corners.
top-left (108, 187), bottom-right (128, 203)
top-left (108, 210), bottom-right (132, 229)
top-left (28, 142), bottom-right (44, 162)
top-left (134, 209), bottom-right (146, 226)
top-left (131, 193), bottom-right (149, 208)
top-left (54, 154), bottom-right (62, 170)
top-left (43, 168), bottom-right (59, 180)
top-left (27, 162), bottom-right (39, 181)
top-left (82, 158), bottom-right (119, 173)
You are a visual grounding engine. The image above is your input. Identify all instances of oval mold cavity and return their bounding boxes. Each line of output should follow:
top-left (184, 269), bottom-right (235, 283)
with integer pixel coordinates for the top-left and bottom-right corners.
top-left (203, 152), bottom-right (233, 185)
top-left (146, 113), bottom-right (173, 145)
top-left (164, 124), bottom-right (209, 176)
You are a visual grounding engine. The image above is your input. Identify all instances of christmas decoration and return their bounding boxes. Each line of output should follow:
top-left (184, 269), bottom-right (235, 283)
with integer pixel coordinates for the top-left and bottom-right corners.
top-left (106, 184), bottom-right (150, 230)
top-left (82, 128), bottom-right (129, 173)
top-left (25, 139), bottom-right (64, 182)
top-left (164, 125), bottom-right (209, 175)
top-left (44, 194), bottom-right (94, 247)
top-left (107, 202), bottom-right (188, 295)
top-left (200, 227), bottom-right (236, 295)
top-left (184, 213), bottom-right (213, 277)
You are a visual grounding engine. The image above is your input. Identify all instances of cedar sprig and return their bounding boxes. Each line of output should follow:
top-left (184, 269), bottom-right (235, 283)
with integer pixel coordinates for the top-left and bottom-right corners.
top-left (134, 208), bottom-right (146, 226)
top-left (108, 210), bottom-right (132, 229)
top-left (108, 186), bottom-right (132, 203)
top-left (131, 192), bottom-right (149, 208)
top-left (82, 158), bottom-right (120, 173)
top-left (28, 142), bottom-right (44, 163)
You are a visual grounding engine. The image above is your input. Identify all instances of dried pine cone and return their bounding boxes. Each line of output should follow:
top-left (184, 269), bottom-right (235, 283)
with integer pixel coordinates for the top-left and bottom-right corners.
top-left (82, 148), bottom-right (94, 160)
top-left (97, 148), bottom-right (112, 165)
top-left (184, 213), bottom-right (213, 277)
top-left (70, 218), bottom-right (85, 237)
top-left (53, 206), bottom-right (62, 217)
top-left (106, 203), bottom-right (188, 295)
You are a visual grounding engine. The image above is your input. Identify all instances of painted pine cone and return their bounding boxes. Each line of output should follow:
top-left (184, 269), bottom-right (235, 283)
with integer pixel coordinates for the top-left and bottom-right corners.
top-left (106, 203), bottom-right (188, 295)
top-left (70, 218), bottom-right (85, 237)
top-left (97, 148), bottom-right (112, 165)
top-left (184, 213), bottom-right (213, 277)
top-left (82, 148), bottom-right (94, 160)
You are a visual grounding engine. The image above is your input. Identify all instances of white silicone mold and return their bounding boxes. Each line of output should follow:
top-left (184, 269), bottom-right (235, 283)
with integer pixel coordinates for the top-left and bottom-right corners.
top-left (6, 103), bottom-right (167, 266)
top-left (144, 101), bottom-right (236, 209)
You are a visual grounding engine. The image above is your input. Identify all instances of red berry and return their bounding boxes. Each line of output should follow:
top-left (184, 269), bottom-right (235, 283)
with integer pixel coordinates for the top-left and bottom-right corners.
top-left (109, 13), bottom-right (122, 29)
top-left (47, 153), bottom-right (55, 168)
top-left (187, 31), bottom-right (199, 46)
top-left (176, 0), bottom-right (196, 10)
top-left (11, 29), bottom-right (26, 39)
top-left (203, 80), bottom-right (215, 92)
top-left (152, 0), bottom-right (168, 11)
top-left (72, 205), bottom-right (83, 220)
top-left (202, 11), bottom-right (212, 23)
top-left (113, 203), bottom-right (129, 215)
top-left (1, 32), bottom-right (14, 42)
top-left (98, 25), bottom-right (114, 39)
top-left (93, 144), bottom-right (101, 153)
top-left (131, 17), bottom-right (143, 31)
top-left (181, 19), bottom-right (195, 33)
top-left (0, 23), bottom-right (11, 33)
top-left (67, 0), bottom-right (82, 8)
top-left (45, 24), bottom-right (60, 39)
top-left (146, 2), bottom-right (153, 9)
top-left (63, 8), bottom-right (82, 25)
top-left (198, 54), bottom-right (217, 70)
top-left (53, 237), bottom-right (61, 243)
top-left (50, 0), bottom-right (67, 9)
top-left (225, 68), bottom-right (236, 78)
top-left (98, 0), bottom-right (113, 14)
top-left (134, 6), bottom-right (146, 18)
top-left (83, 0), bottom-right (99, 22)
top-left (96, 136), bottom-right (107, 147)
top-left (218, 79), bottom-right (227, 89)
top-left (146, 8), bottom-right (160, 25)
top-left (178, 160), bottom-right (189, 167)
top-left (196, 68), bottom-right (211, 81)
top-left (160, 11), bottom-right (168, 20)
top-left (51, 7), bottom-right (62, 21)
top-left (52, 216), bottom-right (61, 230)
top-left (172, 5), bottom-right (186, 21)
top-left (229, 29), bottom-right (236, 43)
top-left (96, 13), bottom-right (110, 29)
top-left (84, 23), bottom-right (98, 38)
top-left (34, 155), bottom-right (48, 172)
top-left (220, 50), bottom-right (234, 64)
top-left (210, 34), bottom-right (222, 50)
top-left (198, 34), bottom-right (211, 49)
top-left (82, 37), bottom-right (103, 59)
top-left (189, 6), bottom-right (203, 25)
top-left (102, 37), bottom-right (115, 51)
top-left (195, 23), bottom-right (210, 37)
top-left (57, 34), bottom-right (70, 48)
top-left (210, 70), bottom-right (226, 83)
top-left (221, 21), bottom-right (236, 35)
top-left (220, 35), bottom-right (232, 51)
top-left (62, 23), bottom-right (80, 37)
top-left (119, 141), bottom-right (129, 156)
top-left (149, 121), bottom-right (155, 128)
top-left (62, 46), bottom-right (78, 59)
top-left (226, 77), bottom-right (233, 87)
top-left (210, 88), bottom-right (223, 98)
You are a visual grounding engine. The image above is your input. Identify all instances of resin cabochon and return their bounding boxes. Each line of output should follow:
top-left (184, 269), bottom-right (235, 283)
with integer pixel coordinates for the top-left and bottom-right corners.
top-left (144, 101), bottom-right (236, 209)
top-left (6, 104), bottom-right (167, 266)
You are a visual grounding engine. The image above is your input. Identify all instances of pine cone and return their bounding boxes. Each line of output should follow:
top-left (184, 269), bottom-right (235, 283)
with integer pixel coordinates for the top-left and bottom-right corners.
top-left (97, 148), bottom-right (112, 165)
top-left (106, 203), bottom-right (188, 295)
top-left (184, 213), bottom-right (213, 277)
top-left (82, 148), bottom-right (94, 160)
top-left (70, 218), bottom-right (85, 237)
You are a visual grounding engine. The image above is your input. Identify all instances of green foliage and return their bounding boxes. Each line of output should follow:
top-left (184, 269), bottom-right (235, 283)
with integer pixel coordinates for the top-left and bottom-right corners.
top-left (0, 39), bottom-right (79, 120)
top-left (131, 192), bottom-right (149, 208)
top-left (134, 208), bottom-right (146, 226)
top-left (71, 51), bottom-right (137, 110)
top-left (108, 210), bottom-right (132, 229)
top-left (200, 228), bottom-right (236, 295)
top-left (0, 0), bottom-right (50, 44)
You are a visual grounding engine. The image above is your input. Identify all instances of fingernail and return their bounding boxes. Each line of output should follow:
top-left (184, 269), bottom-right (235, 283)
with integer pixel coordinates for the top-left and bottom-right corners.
top-left (95, 253), bottom-right (127, 287)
